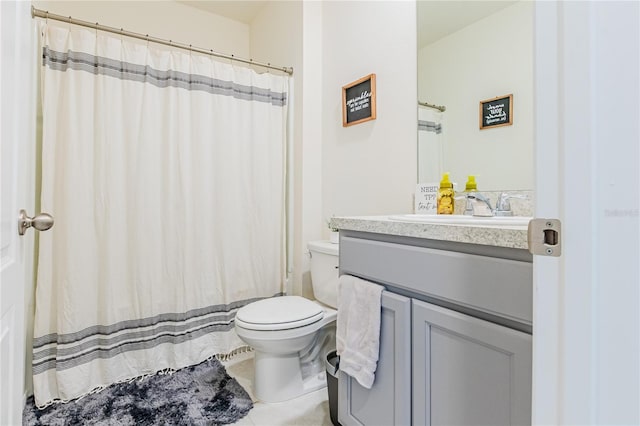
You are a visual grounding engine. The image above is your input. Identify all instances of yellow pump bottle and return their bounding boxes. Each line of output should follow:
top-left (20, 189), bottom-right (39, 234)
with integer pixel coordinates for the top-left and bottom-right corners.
top-left (462, 175), bottom-right (478, 215)
top-left (437, 172), bottom-right (455, 215)
top-left (465, 175), bottom-right (477, 192)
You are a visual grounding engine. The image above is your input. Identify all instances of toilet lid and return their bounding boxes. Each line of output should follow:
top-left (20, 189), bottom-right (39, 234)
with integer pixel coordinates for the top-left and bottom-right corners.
top-left (235, 296), bottom-right (324, 331)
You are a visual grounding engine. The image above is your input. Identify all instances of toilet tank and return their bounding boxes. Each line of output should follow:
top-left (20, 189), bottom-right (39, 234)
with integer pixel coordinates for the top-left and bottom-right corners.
top-left (308, 240), bottom-right (339, 309)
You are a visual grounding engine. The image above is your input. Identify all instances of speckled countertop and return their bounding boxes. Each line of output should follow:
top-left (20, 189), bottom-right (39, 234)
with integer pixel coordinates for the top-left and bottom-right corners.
top-left (331, 216), bottom-right (529, 250)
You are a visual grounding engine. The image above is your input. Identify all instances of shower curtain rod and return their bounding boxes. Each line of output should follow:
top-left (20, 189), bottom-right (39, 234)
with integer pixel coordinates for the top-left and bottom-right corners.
top-left (31, 6), bottom-right (294, 75)
top-left (418, 101), bottom-right (446, 112)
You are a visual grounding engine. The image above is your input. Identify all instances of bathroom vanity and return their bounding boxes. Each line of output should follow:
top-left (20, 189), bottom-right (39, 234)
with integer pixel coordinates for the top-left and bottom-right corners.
top-left (333, 217), bottom-right (532, 426)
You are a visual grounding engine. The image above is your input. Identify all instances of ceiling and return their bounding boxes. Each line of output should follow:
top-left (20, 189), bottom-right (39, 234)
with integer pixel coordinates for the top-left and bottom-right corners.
top-left (179, 0), bottom-right (517, 48)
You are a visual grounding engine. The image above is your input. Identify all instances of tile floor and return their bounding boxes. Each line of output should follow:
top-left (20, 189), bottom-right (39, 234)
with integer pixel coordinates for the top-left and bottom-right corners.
top-left (222, 351), bottom-right (333, 426)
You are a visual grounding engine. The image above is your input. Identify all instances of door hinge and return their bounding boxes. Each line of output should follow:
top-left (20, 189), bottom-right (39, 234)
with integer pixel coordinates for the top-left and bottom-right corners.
top-left (527, 218), bottom-right (561, 257)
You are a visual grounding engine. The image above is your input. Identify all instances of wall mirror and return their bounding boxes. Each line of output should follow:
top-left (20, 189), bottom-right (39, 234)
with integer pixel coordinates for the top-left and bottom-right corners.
top-left (417, 0), bottom-right (534, 191)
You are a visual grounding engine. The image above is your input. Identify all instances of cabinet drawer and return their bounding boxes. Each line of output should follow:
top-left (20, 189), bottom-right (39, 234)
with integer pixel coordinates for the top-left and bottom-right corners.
top-left (340, 235), bottom-right (532, 325)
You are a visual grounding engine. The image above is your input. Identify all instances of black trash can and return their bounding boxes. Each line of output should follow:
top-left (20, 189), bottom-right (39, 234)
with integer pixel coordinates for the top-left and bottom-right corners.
top-left (325, 350), bottom-right (341, 426)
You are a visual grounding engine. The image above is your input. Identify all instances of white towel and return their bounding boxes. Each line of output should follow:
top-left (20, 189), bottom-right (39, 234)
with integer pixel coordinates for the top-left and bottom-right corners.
top-left (336, 274), bottom-right (384, 389)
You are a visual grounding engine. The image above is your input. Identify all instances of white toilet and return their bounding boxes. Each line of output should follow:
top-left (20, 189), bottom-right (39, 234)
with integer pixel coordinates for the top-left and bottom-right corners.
top-left (235, 240), bottom-right (339, 403)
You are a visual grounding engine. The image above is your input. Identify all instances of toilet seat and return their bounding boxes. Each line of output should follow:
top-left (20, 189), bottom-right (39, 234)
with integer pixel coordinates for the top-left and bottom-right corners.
top-left (235, 296), bottom-right (324, 331)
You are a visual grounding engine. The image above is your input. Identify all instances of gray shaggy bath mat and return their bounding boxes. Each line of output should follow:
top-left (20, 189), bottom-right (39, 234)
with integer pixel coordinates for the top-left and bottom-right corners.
top-left (23, 357), bottom-right (253, 425)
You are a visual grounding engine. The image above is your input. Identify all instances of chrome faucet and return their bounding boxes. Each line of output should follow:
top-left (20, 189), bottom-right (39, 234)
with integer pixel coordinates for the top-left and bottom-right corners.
top-left (465, 193), bottom-right (494, 217)
top-left (494, 192), bottom-right (528, 216)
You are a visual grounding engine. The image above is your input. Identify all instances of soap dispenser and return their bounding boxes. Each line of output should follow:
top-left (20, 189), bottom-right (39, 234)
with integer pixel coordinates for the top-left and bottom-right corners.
top-left (464, 175), bottom-right (477, 192)
top-left (437, 172), bottom-right (455, 215)
top-left (463, 175), bottom-right (477, 215)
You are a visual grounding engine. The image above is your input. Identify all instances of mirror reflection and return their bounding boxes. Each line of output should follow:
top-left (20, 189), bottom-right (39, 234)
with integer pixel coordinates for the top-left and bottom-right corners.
top-left (417, 1), bottom-right (534, 191)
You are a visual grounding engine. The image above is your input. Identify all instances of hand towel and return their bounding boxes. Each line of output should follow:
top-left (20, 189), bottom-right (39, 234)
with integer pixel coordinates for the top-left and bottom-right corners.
top-left (336, 274), bottom-right (384, 389)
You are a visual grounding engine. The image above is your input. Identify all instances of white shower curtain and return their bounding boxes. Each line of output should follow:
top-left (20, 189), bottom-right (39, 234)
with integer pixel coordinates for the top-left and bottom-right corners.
top-left (33, 23), bottom-right (290, 407)
top-left (418, 105), bottom-right (444, 184)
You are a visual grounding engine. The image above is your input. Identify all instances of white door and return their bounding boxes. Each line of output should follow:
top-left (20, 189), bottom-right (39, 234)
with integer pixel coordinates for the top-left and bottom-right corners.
top-left (533, 1), bottom-right (639, 425)
top-left (1, 1), bottom-right (36, 424)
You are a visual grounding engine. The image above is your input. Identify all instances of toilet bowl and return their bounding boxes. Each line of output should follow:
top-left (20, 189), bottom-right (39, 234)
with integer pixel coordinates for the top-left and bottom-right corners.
top-left (234, 240), bottom-right (339, 403)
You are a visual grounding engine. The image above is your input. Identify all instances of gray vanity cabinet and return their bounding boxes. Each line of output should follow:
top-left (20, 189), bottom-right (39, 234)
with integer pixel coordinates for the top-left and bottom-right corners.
top-left (412, 299), bottom-right (532, 426)
top-left (338, 291), bottom-right (411, 426)
top-left (338, 230), bottom-right (533, 426)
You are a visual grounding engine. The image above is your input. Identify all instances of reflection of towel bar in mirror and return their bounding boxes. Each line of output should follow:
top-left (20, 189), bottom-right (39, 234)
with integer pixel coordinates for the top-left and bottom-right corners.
top-left (418, 101), bottom-right (446, 112)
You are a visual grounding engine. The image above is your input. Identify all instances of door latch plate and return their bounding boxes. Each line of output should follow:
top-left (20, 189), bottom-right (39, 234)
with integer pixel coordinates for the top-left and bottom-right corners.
top-left (527, 218), bottom-right (561, 257)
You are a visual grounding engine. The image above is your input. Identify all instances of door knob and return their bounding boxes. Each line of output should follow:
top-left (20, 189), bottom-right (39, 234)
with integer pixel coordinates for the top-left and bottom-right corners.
top-left (18, 209), bottom-right (54, 236)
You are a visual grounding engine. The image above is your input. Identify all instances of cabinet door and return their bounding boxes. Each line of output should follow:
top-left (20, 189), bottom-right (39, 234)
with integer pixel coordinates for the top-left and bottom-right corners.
top-left (339, 291), bottom-right (411, 426)
top-left (412, 299), bottom-right (532, 426)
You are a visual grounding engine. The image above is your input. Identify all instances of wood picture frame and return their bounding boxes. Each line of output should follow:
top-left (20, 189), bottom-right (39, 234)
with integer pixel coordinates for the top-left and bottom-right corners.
top-left (479, 94), bottom-right (513, 130)
top-left (342, 74), bottom-right (377, 127)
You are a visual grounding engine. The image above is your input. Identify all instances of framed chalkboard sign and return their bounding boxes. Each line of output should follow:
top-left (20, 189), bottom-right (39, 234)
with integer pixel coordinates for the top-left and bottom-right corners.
top-left (479, 94), bottom-right (513, 130)
top-left (342, 74), bottom-right (376, 127)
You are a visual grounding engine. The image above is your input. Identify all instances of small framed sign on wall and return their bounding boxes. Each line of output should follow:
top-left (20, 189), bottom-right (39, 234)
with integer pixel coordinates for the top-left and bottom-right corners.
top-left (479, 94), bottom-right (513, 130)
top-left (342, 73), bottom-right (376, 127)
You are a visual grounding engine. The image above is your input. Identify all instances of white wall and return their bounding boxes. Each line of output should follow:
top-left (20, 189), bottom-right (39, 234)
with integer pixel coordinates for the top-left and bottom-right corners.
top-left (322, 1), bottom-right (417, 219)
top-left (31, 1), bottom-right (250, 57)
top-left (250, 1), bottom-right (315, 298)
top-left (252, 1), bottom-right (418, 297)
top-left (250, 1), bottom-right (301, 71)
top-left (298, 2), bottom-right (324, 298)
top-left (252, 0), bottom-right (419, 298)
top-left (418, 1), bottom-right (533, 191)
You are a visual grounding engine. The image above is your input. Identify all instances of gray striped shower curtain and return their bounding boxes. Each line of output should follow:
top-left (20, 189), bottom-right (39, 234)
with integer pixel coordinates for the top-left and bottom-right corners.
top-left (33, 22), bottom-right (289, 407)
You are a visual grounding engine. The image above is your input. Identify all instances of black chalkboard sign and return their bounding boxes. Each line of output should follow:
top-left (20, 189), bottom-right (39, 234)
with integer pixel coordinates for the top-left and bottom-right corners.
top-left (479, 94), bottom-right (513, 129)
top-left (342, 74), bottom-right (376, 127)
